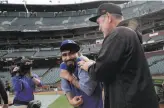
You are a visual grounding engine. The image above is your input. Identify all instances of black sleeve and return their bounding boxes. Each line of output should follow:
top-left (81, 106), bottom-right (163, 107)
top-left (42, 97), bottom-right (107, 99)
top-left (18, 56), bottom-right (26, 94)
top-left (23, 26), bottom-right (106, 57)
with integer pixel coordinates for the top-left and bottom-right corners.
top-left (88, 30), bottom-right (126, 83)
top-left (0, 79), bottom-right (8, 104)
top-left (135, 30), bottom-right (143, 44)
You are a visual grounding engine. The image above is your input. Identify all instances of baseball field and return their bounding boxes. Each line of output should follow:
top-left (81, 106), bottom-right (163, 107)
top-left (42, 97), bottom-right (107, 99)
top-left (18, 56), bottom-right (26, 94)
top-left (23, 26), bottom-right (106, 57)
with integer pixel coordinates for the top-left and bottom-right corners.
top-left (7, 91), bottom-right (73, 108)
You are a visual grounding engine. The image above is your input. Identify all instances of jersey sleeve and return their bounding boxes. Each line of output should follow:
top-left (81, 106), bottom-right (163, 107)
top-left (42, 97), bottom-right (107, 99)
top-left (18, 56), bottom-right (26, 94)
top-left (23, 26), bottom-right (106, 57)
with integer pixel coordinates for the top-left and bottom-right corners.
top-left (60, 62), bottom-right (67, 70)
top-left (78, 68), bottom-right (98, 96)
top-left (61, 78), bottom-right (72, 94)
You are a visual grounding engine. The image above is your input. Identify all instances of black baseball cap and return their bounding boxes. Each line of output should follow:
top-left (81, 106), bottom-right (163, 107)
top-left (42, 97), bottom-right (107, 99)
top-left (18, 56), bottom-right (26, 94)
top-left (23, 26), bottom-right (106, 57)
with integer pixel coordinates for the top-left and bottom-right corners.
top-left (89, 3), bottom-right (123, 22)
top-left (60, 40), bottom-right (80, 52)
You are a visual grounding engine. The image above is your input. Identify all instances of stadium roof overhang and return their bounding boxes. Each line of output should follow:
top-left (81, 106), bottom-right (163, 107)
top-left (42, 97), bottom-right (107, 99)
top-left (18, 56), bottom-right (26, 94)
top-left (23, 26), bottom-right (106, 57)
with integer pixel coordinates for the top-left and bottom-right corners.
top-left (138, 8), bottom-right (164, 21)
top-left (119, 8), bottom-right (164, 31)
top-left (0, 1), bottom-right (127, 12)
top-left (0, 25), bottom-right (99, 33)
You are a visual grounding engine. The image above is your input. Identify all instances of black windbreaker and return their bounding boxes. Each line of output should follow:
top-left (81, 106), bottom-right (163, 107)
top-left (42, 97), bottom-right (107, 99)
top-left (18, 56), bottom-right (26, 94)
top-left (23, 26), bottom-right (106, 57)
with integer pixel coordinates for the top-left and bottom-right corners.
top-left (88, 26), bottom-right (159, 108)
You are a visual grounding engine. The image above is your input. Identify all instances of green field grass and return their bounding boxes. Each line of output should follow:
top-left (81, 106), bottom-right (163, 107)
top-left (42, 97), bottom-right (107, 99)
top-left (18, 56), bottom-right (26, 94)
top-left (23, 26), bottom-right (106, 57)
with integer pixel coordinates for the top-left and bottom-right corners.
top-left (48, 95), bottom-right (73, 108)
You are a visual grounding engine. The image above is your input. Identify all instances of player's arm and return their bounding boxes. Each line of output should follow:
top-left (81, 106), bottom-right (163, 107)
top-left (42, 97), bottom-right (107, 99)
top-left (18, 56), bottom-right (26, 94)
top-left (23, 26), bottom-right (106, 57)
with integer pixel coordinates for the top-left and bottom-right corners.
top-left (60, 69), bottom-right (80, 89)
top-left (60, 64), bottom-right (97, 96)
top-left (32, 77), bottom-right (41, 86)
top-left (61, 78), bottom-right (83, 107)
top-left (61, 69), bottom-right (97, 96)
top-left (69, 69), bottom-right (98, 96)
top-left (78, 69), bottom-right (97, 96)
top-left (71, 76), bottom-right (80, 89)
top-left (65, 92), bottom-right (74, 104)
top-left (31, 74), bottom-right (42, 87)
top-left (66, 92), bottom-right (83, 107)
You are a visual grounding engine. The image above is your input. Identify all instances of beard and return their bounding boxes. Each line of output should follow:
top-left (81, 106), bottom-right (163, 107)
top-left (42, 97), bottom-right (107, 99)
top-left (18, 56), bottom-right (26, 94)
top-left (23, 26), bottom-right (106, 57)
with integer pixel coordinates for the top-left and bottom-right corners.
top-left (65, 59), bottom-right (76, 74)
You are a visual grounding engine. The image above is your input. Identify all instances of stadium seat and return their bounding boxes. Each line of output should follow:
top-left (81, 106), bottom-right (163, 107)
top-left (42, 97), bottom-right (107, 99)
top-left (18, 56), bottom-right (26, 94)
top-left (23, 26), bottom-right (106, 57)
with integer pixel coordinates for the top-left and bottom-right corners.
top-left (36, 12), bottom-right (54, 17)
top-left (11, 18), bottom-right (39, 26)
top-left (0, 51), bottom-right (7, 57)
top-left (41, 67), bottom-right (60, 84)
top-left (0, 72), bottom-right (11, 84)
top-left (69, 15), bottom-right (91, 24)
top-left (61, 11), bottom-right (73, 17)
top-left (86, 8), bottom-right (97, 14)
top-left (4, 51), bottom-right (35, 58)
top-left (149, 35), bottom-right (164, 42)
top-left (32, 68), bottom-right (49, 77)
top-left (149, 55), bottom-right (164, 74)
top-left (43, 17), bottom-right (68, 26)
top-left (34, 50), bottom-right (60, 57)
top-left (0, 18), bottom-right (14, 24)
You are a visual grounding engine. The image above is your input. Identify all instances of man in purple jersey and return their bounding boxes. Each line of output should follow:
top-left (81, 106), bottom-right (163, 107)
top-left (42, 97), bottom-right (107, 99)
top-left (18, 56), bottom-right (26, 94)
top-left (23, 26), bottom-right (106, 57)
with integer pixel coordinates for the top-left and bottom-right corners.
top-left (60, 40), bottom-right (103, 108)
top-left (11, 58), bottom-right (42, 108)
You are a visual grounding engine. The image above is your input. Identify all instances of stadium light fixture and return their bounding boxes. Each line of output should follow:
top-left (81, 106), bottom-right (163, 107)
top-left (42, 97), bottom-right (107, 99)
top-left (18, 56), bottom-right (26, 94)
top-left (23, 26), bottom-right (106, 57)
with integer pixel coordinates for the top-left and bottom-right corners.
top-left (22, 0), bottom-right (29, 17)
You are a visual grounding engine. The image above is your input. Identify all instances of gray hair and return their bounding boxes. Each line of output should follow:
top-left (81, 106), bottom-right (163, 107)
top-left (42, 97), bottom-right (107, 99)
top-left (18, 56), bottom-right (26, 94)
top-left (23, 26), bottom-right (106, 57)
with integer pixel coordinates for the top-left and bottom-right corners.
top-left (111, 14), bottom-right (124, 20)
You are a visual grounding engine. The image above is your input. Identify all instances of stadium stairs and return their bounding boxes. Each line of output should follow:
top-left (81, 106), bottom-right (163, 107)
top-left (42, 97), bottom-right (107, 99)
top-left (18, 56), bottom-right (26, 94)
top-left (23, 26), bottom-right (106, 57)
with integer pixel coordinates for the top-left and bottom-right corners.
top-left (40, 66), bottom-right (53, 79)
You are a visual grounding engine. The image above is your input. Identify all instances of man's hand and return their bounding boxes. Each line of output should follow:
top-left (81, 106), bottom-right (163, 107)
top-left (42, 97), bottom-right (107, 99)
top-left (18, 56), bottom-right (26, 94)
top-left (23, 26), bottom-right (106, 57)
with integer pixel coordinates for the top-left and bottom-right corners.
top-left (78, 60), bottom-right (95, 72)
top-left (2, 104), bottom-right (8, 108)
top-left (70, 96), bottom-right (83, 107)
top-left (60, 69), bottom-right (74, 82)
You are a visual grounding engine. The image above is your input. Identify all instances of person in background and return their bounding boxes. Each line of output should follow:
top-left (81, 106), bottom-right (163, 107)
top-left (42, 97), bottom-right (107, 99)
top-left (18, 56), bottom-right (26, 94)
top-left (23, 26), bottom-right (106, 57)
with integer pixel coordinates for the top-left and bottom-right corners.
top-left (5, 81), bottom-right (10, 101)
top-left (0, 78), bottom-right (8, 108)
top-left (54, 88), bottom-right (58, 95)
top-left (11, 58), bottom-right (42, 108)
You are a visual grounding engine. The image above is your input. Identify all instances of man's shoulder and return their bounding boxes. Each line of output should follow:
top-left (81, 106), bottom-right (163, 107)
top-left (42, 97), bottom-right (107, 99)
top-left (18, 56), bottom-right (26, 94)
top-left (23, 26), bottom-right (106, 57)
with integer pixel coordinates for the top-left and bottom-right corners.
top-left (105, 26), bottom-right (134, 40)
top-left (60, 62), bottom-right (67, 69)
top-left (110, 26), bottom-right (138, 41)
top-left (12, 75), bottom-right (19, 79)
top-left (60, 62), bottom-right (65, 66)
top-left (115, 26), bottom-right (135, 33)
top-left (116, 26), bottom-right (136, 35)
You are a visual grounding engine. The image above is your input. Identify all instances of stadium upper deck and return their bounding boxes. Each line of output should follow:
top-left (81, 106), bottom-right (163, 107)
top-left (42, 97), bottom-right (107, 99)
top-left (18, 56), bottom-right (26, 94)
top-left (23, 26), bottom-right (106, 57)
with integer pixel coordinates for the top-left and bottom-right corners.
top-left (0, 1), bottom-right (164, 56)
top-left (0, 1), bottom-right (163, 32)
top-left (0, 1), bottom-right (126, 12)
top-left (0, 1), bottom-right (127, 31)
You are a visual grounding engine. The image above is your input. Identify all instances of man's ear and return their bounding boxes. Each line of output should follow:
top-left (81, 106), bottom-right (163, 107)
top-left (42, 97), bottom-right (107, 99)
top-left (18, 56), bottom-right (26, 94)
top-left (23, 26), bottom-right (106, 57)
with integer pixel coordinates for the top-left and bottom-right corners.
top-left (107, 12), bottom-right (112, 23)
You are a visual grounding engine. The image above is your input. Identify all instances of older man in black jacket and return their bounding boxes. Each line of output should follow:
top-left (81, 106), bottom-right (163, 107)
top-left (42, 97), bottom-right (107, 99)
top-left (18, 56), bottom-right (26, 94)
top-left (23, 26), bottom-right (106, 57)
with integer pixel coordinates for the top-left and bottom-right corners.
top-left (78, 3), bottom-right (159, 108)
